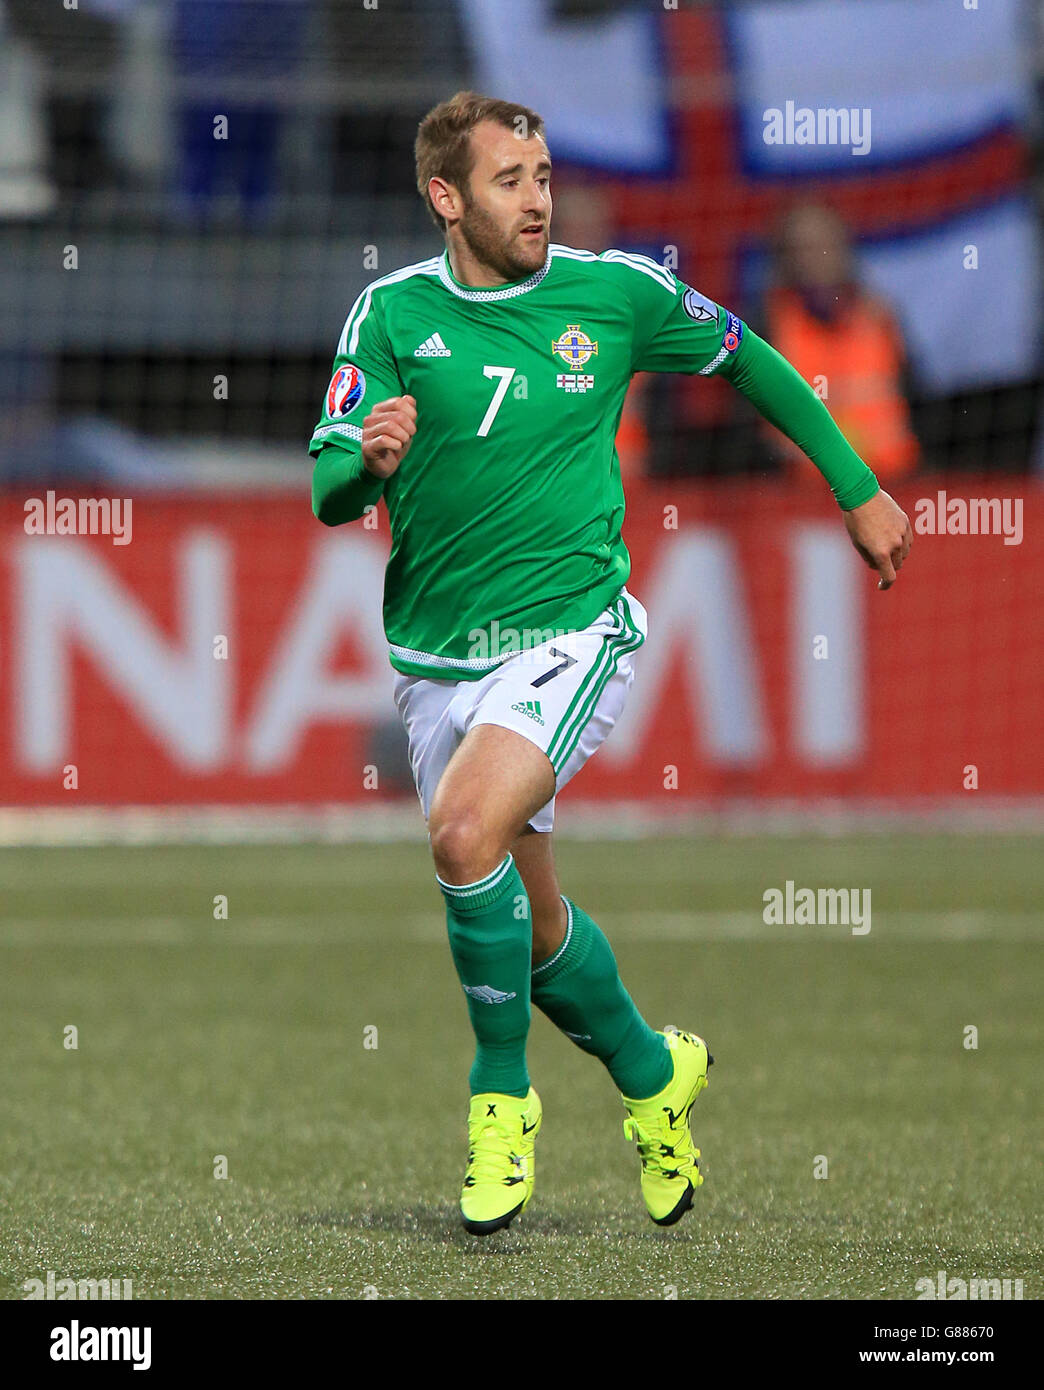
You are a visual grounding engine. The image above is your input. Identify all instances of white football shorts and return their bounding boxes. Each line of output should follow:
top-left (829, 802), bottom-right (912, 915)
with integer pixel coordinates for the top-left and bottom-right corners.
top-left (392, 587), bottom-right (648, 833)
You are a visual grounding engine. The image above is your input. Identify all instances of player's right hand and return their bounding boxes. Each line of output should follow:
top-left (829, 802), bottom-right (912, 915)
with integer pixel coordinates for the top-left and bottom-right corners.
top-left (362, 395), bottom-right (417, 478)
top-left (843, 487), bottom-right (913, 591)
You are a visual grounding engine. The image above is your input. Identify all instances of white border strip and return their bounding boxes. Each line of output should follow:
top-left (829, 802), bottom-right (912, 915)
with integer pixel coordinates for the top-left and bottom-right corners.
top-left (0, 799), bottom-right (1041, 846)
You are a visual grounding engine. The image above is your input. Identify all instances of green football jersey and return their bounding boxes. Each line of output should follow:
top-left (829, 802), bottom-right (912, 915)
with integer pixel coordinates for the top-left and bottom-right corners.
top-left (309, 244), bottom-right (748, 681)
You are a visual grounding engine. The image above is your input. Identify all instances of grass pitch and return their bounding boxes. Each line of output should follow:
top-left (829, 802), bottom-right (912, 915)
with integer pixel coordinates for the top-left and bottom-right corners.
top-left (0, 833), bottom-right (1040, 1300)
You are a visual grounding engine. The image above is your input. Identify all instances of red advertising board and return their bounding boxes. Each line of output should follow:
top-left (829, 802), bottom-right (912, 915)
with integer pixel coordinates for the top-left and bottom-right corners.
top-left (1, 477), bottom-right (1040, 807)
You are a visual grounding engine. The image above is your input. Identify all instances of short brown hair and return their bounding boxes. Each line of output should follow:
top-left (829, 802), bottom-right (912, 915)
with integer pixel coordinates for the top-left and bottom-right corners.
top-left (415, 91), bottom-right (547, 233)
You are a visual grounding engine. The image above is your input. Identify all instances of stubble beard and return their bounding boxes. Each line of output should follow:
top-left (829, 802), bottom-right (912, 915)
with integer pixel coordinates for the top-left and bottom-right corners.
top-left (458, 198), bottom-right (548, 282)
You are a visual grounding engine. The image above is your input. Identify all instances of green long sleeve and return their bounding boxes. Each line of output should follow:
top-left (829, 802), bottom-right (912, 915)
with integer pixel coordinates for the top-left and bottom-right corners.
top-left (311, 442), bottom-right (384, 526)
top-left (717, 326), bottom-right (881, 511)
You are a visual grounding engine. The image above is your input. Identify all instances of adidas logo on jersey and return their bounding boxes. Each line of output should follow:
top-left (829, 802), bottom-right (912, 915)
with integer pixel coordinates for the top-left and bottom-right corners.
top-left (414, 332), bottom-right (451, 357)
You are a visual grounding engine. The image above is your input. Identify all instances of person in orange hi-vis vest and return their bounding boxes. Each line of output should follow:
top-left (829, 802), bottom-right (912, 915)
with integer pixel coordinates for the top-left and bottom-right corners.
top-left (764, 202), bottom-right (919, 483)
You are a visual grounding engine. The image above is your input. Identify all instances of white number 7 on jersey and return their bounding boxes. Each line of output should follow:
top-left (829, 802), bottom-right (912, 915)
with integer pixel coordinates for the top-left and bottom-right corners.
top-left (477, 365), bottom-right (516, 437)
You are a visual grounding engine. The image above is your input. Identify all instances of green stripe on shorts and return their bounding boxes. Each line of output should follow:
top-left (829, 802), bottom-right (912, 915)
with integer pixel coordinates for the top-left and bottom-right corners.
top-left (551, 623), bottom-right (645, 775)
top-left (545, 599), bottom-right (625, 768)
top-left (547, 599), bottom-right (645, 776)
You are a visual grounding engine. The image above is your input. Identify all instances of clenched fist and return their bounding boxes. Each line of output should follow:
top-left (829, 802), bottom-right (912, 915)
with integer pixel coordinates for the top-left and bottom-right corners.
top-left (844, 488), bottom-right (913, 590)
top-left (362, 395), bottom-right (417, 479)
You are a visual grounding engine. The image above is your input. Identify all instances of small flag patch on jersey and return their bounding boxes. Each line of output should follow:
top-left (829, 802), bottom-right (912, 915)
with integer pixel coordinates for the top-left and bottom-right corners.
top-left (414, 332), bottom-right (451, 357)
top-left (326, 364), bottom-right (365, 417)
top-left (556, 373), bottom-right (595, 393)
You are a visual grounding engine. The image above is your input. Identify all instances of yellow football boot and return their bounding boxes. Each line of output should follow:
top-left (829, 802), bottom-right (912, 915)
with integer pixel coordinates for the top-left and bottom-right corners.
top-left (622, 1029), bottom-right (712, 1225)
top-left (460, 1087), bottom-right (542, 1235)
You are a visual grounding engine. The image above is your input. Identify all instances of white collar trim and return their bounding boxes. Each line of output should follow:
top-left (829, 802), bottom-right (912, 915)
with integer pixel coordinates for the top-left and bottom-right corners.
top-left (437, 248), bottom-right (552, 302)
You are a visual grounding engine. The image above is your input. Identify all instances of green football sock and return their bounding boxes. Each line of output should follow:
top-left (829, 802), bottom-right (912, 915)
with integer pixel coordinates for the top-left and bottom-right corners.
top-left (530, 897), bottom-right (672, 1100)
top-left (438, 853), bottom-right (532, 1099)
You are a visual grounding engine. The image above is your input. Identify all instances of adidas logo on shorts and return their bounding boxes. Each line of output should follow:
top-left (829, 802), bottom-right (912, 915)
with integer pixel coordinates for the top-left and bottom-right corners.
top-left (511, 699), bottom-right (545, 726)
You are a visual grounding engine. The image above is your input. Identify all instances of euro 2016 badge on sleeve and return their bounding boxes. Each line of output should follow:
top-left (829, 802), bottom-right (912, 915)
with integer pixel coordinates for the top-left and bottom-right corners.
top-left (326, 364), bottom-right (366, 418)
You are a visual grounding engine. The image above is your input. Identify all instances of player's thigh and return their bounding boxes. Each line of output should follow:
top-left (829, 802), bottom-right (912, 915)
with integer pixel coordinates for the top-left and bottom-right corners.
top-left (392, 672), bottom-right (459, 819)
top-left (428, 723), bottom-right (556, 877)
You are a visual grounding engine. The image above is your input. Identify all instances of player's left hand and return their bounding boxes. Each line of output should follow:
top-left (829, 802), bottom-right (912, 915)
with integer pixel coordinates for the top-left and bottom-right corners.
top-left (843, 488), bottom-right (913, 591)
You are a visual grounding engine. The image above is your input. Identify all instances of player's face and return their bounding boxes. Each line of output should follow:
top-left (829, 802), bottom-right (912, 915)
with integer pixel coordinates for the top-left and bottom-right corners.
top-left (459, 121), bottom-right (552, 280)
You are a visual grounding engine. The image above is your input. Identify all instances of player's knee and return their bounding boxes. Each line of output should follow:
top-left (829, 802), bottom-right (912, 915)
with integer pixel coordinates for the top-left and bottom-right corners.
top-left (429, 811), bottom-right (501, 886)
